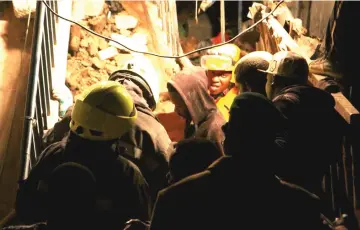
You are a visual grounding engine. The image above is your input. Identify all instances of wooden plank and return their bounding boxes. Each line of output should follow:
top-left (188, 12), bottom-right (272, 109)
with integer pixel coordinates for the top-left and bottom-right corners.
top-left (250, 3), bottom-right (359, 125)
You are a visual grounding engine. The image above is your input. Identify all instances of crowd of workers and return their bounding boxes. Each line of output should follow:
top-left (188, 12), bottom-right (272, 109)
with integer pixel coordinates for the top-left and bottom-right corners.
top-left (4, 1), bottom-right (360, 229)
top-left (5, 46), bottom-right (355, 230)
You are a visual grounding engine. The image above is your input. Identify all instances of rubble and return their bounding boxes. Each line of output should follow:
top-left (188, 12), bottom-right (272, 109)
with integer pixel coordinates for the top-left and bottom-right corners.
top-left (67, 1), bottom-right (180, 105)
top-left (89, 14), bottom-right (107, 33)
top-left (91, 57), bottom-right (105, 69)
top-left (98, 46), bottom-right (119, 60)
top-left (115, 13), bottom-right (138, 29)
top-left (69, 25), bottom-right (81, 53)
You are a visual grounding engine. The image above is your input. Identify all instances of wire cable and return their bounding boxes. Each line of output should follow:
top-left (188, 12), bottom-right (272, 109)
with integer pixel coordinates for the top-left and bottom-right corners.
top-left (41, 0), bottom-right (284, 59)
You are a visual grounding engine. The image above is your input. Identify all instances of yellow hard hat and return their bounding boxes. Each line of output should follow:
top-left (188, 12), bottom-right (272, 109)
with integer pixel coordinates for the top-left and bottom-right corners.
top-left (201, 44), bottom-right (241, 82)
top-left (70, 81), bottom-right (137, 141)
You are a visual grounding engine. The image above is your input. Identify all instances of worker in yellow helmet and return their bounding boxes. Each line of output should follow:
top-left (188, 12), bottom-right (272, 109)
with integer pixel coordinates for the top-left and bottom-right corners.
top-left (69, 81), bottom-right (137, 140)
top-left (16, 81), bottom-right (152, 229)
top-left (200, 43), bottom-right (241, 121)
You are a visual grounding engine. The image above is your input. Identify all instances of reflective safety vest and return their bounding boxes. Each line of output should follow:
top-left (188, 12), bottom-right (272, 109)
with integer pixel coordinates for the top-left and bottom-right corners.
top-left (215, 86), bottom-right (239, 121)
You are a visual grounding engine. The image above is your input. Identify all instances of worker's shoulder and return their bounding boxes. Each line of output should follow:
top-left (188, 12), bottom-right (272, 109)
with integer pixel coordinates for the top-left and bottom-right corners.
top-left (37, 137), bottom-right (67, 163)
top-left (159, 170), bottom-right (212, 198)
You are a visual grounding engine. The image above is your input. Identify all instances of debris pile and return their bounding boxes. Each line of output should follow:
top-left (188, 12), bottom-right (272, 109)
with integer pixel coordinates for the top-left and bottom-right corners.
top-left (66, 1), bottom-right (179, 100)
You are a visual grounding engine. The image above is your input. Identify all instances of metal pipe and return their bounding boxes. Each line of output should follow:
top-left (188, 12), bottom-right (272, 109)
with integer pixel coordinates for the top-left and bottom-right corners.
top-left (220, 0), bottom-right (225, 42)
top-left (19, 0), bottom-right (45, 182)
top-left (238, 1), bottom-right (242, 33)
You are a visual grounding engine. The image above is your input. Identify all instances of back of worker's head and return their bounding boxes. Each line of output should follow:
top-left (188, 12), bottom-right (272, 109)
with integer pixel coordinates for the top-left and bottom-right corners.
top-left (233, 51), bottom-right (273, 96)
top-left (47, 162), bottom-right (97, 230)
top-left (261, 51), bottom-right (309, 98)
top-left (168, 138), bottom-right (222, 184)
top-left (69, 81), bottom-right (137, 142)
top-left (222, 92), bottom-right (286, 159)
top-left (109, 56), bottom-right (160, 111)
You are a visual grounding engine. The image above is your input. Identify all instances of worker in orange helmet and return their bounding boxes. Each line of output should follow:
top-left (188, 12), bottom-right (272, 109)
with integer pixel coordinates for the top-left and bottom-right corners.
top-left (200, 43), bottom-right (241, 121)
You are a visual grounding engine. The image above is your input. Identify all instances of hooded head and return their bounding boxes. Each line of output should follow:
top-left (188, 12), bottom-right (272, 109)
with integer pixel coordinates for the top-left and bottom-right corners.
top-left (167, 67), bottom-right (218, 125)
top-left (223, 92), bottom-right (286, 159)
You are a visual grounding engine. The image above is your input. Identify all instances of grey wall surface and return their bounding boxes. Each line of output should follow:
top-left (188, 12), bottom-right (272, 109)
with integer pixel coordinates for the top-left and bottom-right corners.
top-left (308, 1), bottom-right (334, 39)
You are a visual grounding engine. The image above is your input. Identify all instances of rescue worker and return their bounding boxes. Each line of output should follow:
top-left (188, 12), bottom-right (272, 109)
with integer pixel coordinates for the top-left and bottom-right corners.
top-left (109, 57), bottom-right (172, 201)
top-left (16, 81), bottom-right (152, 230)
top-left (149, 93), bottom-right (322, 230)
top-left (200, 43), bottom-right (241, 121)
top-left (42, 57), bottom-right (171, 202)
top-left (167, 67), bottom-right (225, 154)
top-left (262, 51), bottom-right (357, 229)
top-left (262, 51), bottom-right (343, 189)
top-left (233, 51), bottom-right (273, 97)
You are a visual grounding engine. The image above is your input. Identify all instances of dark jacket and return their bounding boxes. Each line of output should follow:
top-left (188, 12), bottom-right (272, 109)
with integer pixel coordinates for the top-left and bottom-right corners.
top-left (16, 133), bottom-right (152, 229)
top-left (150, 156), bottom-right (322, 230)
top-left (42, 80), bottom-right (171, 200)
top-left (168, 68), bottom-right (226, 153)
top-left (272, 85), bottom-right (344, 189)
top-left (117, 80), bottom-right (172, 199)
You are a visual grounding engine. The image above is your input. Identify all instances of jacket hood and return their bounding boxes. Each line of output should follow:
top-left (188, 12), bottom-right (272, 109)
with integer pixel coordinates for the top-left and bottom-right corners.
top-left (168, 67), bottom-right (217, 125)
top-left (122, 79), bottom-right (155, 118)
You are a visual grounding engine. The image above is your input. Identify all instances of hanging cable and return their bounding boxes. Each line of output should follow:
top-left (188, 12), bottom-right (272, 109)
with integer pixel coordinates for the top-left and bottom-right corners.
top-left (41, 0), bottom-right (284, 59)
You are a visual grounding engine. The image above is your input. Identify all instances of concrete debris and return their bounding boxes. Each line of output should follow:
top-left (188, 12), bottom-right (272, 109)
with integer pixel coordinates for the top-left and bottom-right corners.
top-left (91, 57), bottom-right (106, 69)
top-left (89, 14), bottom-right (107, 33)
top-left (80, 38), bottom-right (89, 48)
top-left (69, 25), bottom-right (81, 52)
top-left (115, 14), bottom-right (138, 29)
top-left (84, 0), bottom-right (105, 17)
top-left (119, 28), bottom-right (132, 37)
top-left (87, 36), bottom-right (99, 56)
top-left (105, 63), bottom-right (118, 74)
top-left (109, 33), bottom-right (148, 53)
top-left (131, 33), bottom-right (148, 45)
top-left (76, 48), bottom-right (90, 60)
top-left (99, 38), bottom-right (109, 50)
top-left (98, 46), bottom-right (119, 60)
top-left (81, 60), bottom-right (92, 67)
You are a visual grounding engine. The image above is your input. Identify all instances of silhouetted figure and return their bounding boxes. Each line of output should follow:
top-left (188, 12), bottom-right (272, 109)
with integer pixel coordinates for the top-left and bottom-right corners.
top-left (167, 138), bottom-right (222, 184)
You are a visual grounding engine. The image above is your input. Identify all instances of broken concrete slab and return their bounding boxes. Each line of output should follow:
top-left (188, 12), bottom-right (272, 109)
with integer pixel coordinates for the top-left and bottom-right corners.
top-left (109, 33), bottom-right (148, 53)
top-left (91, 57), bottom-right (105, 69)
top-left (131, 33), bottom-right (148, 45)
top-left (98, 46), bottom-right (119, 60)
top-left (115, 14), bottom-right (138, 29)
